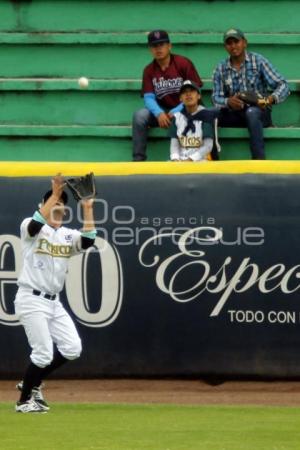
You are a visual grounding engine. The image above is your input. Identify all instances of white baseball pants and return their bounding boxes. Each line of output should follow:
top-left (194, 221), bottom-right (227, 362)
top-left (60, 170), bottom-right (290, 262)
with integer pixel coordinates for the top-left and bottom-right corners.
top-left (14, 288), bottom-right (82, 368)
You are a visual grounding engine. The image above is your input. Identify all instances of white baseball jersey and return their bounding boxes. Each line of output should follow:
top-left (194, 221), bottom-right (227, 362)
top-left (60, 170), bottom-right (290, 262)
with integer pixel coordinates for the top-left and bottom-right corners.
top-left (17, 218), bottom-right (82, 295)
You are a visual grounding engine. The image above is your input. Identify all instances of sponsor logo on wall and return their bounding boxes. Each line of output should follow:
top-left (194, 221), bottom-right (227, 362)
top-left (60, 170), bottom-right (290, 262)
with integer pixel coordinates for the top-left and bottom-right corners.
top-left (1, 218), bottom-right (299, 328)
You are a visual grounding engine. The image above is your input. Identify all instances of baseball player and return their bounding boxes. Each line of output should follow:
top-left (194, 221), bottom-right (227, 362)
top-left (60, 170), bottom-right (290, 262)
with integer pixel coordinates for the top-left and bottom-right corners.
top-left (170, 80), bottom-right (218, 161)
top-left (14, 173), bottom-right (96, 413)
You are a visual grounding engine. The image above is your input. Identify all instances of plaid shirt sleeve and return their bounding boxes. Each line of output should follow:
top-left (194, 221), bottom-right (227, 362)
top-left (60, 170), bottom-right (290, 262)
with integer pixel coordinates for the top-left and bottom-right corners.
top-left (258, 55), bottom-right (290, 104)
top-left (212, 63), bottom-right (228, 108)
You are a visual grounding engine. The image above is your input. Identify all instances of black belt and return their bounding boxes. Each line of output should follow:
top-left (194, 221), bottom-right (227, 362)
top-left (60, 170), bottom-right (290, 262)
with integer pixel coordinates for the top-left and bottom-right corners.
top-left (32, 289), bottom-right (56, 301)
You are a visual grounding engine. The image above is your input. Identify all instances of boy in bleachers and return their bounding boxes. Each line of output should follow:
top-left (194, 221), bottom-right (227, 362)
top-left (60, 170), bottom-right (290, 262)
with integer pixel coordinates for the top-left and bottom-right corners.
top-left (169, 80), bottom-right (217, 162)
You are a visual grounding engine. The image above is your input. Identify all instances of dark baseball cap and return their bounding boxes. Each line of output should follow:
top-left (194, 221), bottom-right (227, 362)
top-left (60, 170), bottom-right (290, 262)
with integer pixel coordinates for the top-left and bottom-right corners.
top-left (179, 80), bottom-right (200, 94)
top-left (223, 28), bottom-right (245, 43)
top-left (148, 30), bottom-right (170, 46)
top-left (43, 190), bottom-right (68, 205)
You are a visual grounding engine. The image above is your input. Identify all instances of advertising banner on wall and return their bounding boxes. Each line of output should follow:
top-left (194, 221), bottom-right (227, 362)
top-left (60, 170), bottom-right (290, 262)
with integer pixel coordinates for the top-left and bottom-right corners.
top-left (0, 173), bottom-right (300, 378)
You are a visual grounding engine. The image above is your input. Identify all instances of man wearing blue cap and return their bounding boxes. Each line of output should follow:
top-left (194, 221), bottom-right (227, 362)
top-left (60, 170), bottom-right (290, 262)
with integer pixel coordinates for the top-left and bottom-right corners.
top-left (212, 28), bottom-right (290, 159)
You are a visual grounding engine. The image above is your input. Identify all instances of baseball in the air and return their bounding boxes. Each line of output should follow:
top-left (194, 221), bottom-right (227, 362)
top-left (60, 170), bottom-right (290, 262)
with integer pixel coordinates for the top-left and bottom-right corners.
top-left (78, 76), bottom-right (89, 89)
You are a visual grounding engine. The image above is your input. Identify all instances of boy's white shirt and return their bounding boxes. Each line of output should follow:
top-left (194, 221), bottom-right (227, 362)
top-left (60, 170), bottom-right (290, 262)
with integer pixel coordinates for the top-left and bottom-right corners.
top-left (170, 105), bottom-right (213, 161)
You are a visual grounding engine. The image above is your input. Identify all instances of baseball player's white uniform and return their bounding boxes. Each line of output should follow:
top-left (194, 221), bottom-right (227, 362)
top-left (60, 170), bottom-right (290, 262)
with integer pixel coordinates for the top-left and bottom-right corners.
top-left (14, 175), bottom-right (96, 413)
top-left (14, 218), bottom-right (83, 368)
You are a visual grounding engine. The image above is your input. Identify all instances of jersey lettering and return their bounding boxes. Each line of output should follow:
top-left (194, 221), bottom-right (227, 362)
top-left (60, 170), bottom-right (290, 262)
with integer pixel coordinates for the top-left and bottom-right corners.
top-left (36, 238), bottom-right (72, 258)
top-left (179, 136), bottom-right (202, 148)
top-left (152, 76), bottom-right (183, 99)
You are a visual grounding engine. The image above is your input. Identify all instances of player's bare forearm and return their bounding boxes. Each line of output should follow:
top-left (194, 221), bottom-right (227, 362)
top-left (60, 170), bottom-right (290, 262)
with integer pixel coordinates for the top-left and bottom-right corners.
top-left (39, 173), bottom-right (66, 221)
top-left (39, 195), bottom-right (60, 221)
top-left (81, 199), bottom-right (95, 232)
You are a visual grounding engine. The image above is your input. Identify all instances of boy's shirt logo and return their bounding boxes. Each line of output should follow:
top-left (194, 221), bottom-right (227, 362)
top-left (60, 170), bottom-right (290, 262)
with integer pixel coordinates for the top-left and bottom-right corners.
top-left (179, 136), bottom-right (202, 148)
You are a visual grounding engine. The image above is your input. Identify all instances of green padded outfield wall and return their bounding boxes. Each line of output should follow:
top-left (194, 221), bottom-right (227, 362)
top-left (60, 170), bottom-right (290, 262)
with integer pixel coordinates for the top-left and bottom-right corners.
top-left (0, 0), bottom-right (299, 161)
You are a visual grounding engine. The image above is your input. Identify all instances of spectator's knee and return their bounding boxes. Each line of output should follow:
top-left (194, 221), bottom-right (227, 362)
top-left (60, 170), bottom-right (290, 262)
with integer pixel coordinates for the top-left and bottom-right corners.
top-left (245, 107), bottom-right (261, 122)
top-left (132, 109), bottom-right (150, 126)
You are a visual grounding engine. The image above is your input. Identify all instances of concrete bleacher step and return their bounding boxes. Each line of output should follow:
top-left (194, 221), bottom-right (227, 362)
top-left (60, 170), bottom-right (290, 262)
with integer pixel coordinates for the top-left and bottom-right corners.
top-left (0, 125), bottom-right (298, 162)
top-left (0, 32), bottom-right (298, 79)
top-left (0, 78), bottom-right (299, 91)
top-left (0, 1), bottom-right (299, 34)
top-left (0, 124), bottom-right (300, 139)
top-left (0, 78), bottom-right (299, 127)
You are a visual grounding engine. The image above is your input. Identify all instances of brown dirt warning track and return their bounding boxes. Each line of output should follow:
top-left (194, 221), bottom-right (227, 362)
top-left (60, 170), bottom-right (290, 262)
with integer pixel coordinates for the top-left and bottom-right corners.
top-left (2, 379), bottom-right (300, 406)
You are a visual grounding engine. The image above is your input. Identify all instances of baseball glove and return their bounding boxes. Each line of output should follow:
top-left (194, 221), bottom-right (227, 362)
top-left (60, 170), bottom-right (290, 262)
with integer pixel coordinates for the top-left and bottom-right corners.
top-left (238, 91), bottom-right (271, 108)
top-left (66, 172), bottom-right (97, 201)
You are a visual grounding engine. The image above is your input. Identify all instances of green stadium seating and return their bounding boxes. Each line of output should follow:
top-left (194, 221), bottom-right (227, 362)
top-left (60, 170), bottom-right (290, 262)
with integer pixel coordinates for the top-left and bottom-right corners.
top-left (0, 0), bottom-right (299, 161)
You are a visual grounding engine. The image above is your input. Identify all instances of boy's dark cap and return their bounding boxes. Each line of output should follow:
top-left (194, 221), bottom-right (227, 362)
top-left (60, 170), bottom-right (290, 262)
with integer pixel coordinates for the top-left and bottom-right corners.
top-left (148, 30), bottom-right (170, 46)
top-left (223, 28), bottom-right (245, 43)
top-left (179, 80), bottom-right (200, 94)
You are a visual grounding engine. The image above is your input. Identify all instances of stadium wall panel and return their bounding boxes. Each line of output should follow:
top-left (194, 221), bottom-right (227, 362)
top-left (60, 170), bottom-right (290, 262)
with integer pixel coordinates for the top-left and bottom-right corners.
top-left (1, 162), bottom-right (300, 378)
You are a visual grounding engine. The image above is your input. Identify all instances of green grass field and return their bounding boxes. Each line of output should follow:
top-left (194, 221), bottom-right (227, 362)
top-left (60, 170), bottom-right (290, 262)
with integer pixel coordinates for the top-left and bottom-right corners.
top-left (1, 403), bottom-right (300, 450)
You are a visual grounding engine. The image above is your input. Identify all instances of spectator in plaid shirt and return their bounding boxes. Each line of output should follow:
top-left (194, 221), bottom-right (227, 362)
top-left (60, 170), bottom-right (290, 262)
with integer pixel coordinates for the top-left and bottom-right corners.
top-left (212, 28), bottom-right (290, 159)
